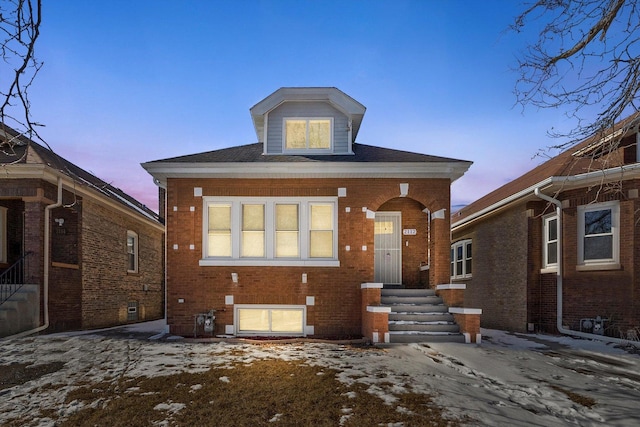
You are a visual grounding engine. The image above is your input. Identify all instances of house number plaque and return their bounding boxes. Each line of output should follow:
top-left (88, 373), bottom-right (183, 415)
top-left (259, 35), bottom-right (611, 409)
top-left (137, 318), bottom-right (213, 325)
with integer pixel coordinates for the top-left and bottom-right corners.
top-left (402, 229), bottom-right (417, 235)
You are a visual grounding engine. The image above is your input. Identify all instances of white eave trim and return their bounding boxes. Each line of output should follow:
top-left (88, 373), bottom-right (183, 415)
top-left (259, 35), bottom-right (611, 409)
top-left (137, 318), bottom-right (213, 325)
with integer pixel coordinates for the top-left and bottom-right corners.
top-left (452, 163), bottom-right (640, 231)
top-left (143, 161), bottom-right (472, 185)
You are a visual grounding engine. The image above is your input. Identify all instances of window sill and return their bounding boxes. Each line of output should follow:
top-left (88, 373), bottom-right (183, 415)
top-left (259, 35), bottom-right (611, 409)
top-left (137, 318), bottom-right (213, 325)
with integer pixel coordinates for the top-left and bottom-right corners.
top-left (199, 259), bottom-right (340, 267)
top-left (540, 267), bottom-right (558, 274)
top-left (576, 263), bottom-right (621, 272)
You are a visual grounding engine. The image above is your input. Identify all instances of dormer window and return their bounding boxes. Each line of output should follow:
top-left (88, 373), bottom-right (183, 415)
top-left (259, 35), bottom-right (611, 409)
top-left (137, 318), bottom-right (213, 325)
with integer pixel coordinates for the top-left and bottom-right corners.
top-left (284, 118), bottom-right (332, 151)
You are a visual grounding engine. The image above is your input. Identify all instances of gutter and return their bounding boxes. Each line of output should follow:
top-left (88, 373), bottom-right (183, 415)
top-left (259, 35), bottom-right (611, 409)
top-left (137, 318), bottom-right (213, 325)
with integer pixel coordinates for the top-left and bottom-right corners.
top-left (3, 177), bottom-right (63, 339)
top-left (533, 187), bottom-right (638, 347)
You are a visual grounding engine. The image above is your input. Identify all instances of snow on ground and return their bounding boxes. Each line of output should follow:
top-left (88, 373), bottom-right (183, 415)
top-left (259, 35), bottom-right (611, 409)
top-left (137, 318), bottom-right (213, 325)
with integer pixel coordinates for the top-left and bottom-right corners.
top-left (2, 320), bottom-right (640, 426)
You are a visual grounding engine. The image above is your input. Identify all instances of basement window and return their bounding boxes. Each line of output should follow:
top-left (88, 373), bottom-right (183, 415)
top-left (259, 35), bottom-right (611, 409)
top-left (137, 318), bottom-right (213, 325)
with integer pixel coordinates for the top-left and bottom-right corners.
top-left (235, 305), bottom-right (305, 336)
top-left (127, 301), bottom-right (139, 321)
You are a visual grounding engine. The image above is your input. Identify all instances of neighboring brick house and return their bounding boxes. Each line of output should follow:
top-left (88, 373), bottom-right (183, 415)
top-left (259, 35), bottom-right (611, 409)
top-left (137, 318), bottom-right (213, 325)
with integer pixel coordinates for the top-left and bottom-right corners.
top-left (143, 87), bottom-right (477, 342)
top-left (0, 126), bottom-right (164, 337)
top-left (451, 114), bottom-right (640, 340)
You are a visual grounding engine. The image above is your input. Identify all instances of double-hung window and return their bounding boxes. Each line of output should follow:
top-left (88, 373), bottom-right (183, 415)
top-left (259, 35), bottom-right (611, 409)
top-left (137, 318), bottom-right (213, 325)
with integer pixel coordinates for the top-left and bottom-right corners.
top-left (284, 118), bottom-right (332, 151)
top-left (577, 201), bottom-right (619, 268)
top-left (542, 215), bottom-right (558, 270)
top-left (202, 197), bottom-right (338, 267)
top-left (450, 239), bottom-right (472, 279)
top-left (127, 230), bottom-right (138, 273)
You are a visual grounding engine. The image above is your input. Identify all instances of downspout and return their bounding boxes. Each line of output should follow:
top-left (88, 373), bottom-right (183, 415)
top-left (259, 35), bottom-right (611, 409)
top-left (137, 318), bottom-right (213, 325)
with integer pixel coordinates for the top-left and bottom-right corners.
top-left (533, 187), bottom-right (637, 346)
top-left (3, 177), bottom-right (63, 339)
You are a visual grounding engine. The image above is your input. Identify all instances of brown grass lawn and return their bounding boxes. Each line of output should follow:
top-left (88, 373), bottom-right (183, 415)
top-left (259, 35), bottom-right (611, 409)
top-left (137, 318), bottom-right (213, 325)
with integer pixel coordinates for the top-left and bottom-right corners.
top-left (3, 355), bottom-right (461, 427)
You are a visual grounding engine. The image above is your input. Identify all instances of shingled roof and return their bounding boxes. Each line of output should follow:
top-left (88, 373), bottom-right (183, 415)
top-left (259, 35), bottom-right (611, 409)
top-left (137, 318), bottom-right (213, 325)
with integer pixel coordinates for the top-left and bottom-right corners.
top-left (0, 126), bottom-right (160, 223)
top-left (145, 142), bottom-right (467, 164)
top-left (452, 112), bottom-right (640, 228)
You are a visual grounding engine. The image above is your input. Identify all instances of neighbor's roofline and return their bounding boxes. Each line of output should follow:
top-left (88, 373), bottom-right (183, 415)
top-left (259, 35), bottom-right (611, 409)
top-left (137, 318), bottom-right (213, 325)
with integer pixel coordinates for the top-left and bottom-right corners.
top-left (142, 161), bottom-right (472, 187)
top-left (452, 163), bottom-right (640, 231)
top-left (2, 163), bottom-right (164, 229)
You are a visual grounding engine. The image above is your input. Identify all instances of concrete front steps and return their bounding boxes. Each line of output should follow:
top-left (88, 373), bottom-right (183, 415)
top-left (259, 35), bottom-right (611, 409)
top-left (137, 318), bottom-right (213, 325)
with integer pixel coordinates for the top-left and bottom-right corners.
top-left (0, 284), bottom-right (40, 337)
top-left (381, 288), bottom-right (466, 343)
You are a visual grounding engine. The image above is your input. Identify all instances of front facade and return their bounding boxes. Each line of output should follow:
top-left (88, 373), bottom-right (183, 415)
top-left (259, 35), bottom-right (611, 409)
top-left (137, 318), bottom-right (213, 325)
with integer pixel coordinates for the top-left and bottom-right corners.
top-left (0, 128), bottom-right (165, 336)
top-left (143, 87), bottom-right (472, 339)
top-left (452, 114), bottom-right (640, 339)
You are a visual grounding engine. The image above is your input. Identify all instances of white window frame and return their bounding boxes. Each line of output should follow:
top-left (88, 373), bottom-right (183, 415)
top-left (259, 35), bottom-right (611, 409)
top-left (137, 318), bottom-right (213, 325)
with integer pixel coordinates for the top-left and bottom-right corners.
top-left (577, 201), bottom-right (620, 269)
top-left (542, 214), bottom-right (559, 272)
top-left (127, 230), bottom-right (138, 273)
top-left (283, 117), bottom-right (333, 153)
top-left (0, 207), bottom-right (7, 264)
top-left (450, 239), bottom-right (472, 280)
top-left (234, 304), bottom-right (306, 337)
top-left (201, 197), bottom-right (339, 267)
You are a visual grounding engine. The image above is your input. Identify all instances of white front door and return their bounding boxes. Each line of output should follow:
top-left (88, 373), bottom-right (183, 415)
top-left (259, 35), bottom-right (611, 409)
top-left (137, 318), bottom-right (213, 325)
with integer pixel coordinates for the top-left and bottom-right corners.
top-left (374, 212), bottom-right (402, 284)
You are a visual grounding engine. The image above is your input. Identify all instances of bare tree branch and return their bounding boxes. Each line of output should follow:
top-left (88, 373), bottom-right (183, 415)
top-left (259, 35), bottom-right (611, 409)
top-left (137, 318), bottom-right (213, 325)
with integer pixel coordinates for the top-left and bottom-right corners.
top-left (513, 0), bottom-right (640, 148)
top-left (0, 0), bottom-right (43, 152)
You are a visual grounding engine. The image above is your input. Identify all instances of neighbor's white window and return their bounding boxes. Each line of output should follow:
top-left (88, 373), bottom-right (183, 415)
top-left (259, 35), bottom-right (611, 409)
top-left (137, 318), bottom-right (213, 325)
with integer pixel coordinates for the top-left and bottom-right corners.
top-left (577, 201), bottom-right (619, 267)
top-left (284, 118), bottom-right (332, 150)
top-left (450, 239), bottom-right (472, 279)
top-left (236, 305), bottom-right (305, 336)
top-left (202, 197), bottom-right (338, 267)
top-left (0, 207), bottom-right (7, 264)
top-left (543, 215), bottom-right (558, 269)
top-left (126, 230), bottom-right (138, 273)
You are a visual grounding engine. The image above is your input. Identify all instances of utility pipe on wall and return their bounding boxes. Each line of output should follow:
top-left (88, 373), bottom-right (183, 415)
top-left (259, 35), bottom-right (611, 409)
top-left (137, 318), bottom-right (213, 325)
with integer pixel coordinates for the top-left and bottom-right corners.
top-left (533, 187), bottom-right (637, 346)
top-left (3, 177), bottom-right (63, 339)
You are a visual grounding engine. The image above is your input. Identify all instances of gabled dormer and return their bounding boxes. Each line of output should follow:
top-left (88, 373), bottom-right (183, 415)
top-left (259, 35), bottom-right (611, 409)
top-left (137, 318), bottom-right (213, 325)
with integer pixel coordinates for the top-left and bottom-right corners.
top-left (250, 87), bottom-right (366, 155)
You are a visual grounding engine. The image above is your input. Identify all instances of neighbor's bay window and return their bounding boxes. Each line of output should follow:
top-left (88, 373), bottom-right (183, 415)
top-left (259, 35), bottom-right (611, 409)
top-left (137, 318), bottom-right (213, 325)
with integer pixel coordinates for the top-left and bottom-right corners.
top-left (577, 201), bottom-right (619, 268)
top-left (202, 197), bottom-right (338, 267)
top-left (284, 118), bottom-right (332, 150)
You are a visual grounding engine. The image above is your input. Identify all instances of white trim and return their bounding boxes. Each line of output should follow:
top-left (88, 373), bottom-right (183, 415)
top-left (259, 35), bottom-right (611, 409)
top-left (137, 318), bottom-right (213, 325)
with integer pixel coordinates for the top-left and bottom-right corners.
top-left (436, 284), bottom-right (466, 290)
top-left (199, 259), bottom-right (339, 267)
top-left (360, 282), bottom-right (384, 289)
top-left (142, 161), bottom-right (472, 185)
top-left (449, 307), bottom-right (482, 315)
top-left (366, 306), bottom-right (391, 313)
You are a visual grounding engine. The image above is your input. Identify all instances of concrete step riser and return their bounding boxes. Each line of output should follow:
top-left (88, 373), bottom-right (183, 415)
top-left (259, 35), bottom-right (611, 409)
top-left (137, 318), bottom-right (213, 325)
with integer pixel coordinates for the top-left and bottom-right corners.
top-left (381, 289), bottom-right (436, 297)
top-left (387, 305), bottom-right (448, 313)
top-left (388, 333), bottom-right (466, 344)
top-left (388, 323), bottom-right (460, 333)
top-left (390, 313), bottom-right (454, 322)
top-left (381, 296), bottom-right (443, 305)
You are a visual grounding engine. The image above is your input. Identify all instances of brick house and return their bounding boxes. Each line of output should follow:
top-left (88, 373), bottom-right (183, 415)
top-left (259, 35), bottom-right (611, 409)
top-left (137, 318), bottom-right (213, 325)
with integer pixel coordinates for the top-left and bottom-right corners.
top-left (143, 87), bottom-right (480, 343)
top-left (0, 126), bottom-right (164, 337)
top-left (451, 114), bottom-right (640, 340)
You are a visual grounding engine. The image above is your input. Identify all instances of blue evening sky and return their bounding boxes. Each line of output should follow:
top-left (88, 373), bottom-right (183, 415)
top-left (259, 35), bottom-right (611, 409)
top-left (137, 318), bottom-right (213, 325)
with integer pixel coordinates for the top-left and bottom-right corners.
top-left (30, 1), bottom-right (574, 212)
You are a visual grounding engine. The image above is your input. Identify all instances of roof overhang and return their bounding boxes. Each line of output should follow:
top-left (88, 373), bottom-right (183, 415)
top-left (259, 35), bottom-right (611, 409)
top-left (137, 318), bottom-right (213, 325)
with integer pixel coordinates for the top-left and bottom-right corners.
top-left (0, 164), bottom-right (163, 229)
top-left (249, 87), bottom-right (366, 143)
top-left (142, 160), bottom-right (472, 187)
top-left (452, 163), bottom-right (640, 232)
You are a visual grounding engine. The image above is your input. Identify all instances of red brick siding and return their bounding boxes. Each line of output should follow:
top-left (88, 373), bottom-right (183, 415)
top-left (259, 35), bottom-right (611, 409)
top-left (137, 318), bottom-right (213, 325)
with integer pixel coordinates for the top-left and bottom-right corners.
top-left (458, 205), bottom-right (529, 332)
top-left (165, 177), bottom-right (451, 337)
top-left (81, 198), bottom-right (164, 329)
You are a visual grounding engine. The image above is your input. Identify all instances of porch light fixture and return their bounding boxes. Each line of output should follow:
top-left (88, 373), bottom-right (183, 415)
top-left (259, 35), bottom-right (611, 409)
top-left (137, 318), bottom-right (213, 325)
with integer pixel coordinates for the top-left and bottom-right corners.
top-left (231, 272), bottom-right (238, 283)
top-left (399, 183), bottom-right (409, 197)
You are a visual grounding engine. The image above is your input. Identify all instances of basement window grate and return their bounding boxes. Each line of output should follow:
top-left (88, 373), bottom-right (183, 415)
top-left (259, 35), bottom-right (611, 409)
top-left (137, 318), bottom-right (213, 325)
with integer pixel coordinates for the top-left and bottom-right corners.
top-left (127, 301), bottom-right (139, 321)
